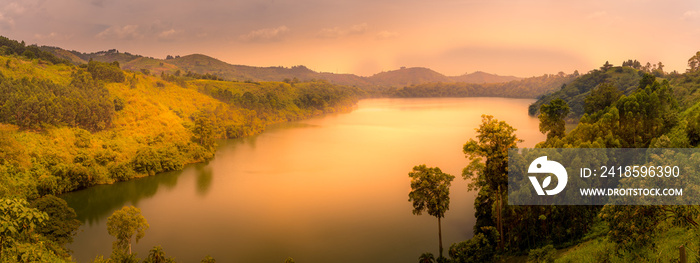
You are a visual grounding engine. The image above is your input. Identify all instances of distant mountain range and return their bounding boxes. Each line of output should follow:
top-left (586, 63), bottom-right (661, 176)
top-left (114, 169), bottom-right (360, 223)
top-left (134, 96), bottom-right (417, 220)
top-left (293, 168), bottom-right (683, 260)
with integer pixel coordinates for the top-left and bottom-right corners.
top-left (40, 47), bottom-right (521, 89)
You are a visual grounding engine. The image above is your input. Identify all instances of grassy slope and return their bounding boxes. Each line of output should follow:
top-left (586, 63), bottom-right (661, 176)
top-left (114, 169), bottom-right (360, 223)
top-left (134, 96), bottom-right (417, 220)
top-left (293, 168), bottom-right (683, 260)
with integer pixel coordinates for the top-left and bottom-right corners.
top-left (0, 54), bottom-right (359, 198)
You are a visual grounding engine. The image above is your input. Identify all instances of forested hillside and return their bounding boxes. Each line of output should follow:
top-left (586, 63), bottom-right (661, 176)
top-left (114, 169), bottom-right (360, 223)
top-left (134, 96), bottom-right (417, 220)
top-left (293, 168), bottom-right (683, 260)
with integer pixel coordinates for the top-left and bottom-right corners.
top-left (387, 72), bottom-right (575, 99)
top-left (0, 36), bottom-right (362, 200)
top-left (439, 52), bottom-right (700, 263)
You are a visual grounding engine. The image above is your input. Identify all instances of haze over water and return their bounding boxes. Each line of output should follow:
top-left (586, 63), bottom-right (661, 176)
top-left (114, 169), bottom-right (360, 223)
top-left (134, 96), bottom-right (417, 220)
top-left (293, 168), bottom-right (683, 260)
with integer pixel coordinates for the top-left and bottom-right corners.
top-left (64, 97), bottom-right (544, 263)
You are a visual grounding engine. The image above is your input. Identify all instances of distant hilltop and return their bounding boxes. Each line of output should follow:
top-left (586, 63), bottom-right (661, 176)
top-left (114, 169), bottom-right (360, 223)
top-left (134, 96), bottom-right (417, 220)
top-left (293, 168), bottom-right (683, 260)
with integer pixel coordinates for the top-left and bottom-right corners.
top-left (40, 46), bottom-right (521, 89)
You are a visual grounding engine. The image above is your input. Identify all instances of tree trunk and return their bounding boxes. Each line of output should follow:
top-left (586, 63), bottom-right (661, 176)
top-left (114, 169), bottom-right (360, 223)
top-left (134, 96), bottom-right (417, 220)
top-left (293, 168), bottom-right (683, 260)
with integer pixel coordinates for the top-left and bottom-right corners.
top-left (128, 240), bottom-right (132, 255)
top-left (438, 216), bottom-right (444, 258)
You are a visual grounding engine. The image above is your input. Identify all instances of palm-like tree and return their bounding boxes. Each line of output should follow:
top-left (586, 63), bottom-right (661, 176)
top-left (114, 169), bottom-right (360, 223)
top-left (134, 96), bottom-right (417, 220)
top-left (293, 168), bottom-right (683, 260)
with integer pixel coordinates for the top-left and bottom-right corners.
top-left (418, 252), bottom-right (435, 263)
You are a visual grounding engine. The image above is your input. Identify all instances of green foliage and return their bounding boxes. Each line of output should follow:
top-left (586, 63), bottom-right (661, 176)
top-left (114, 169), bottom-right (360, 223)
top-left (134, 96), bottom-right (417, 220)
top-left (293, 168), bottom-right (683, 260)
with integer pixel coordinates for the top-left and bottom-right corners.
top-left (449, 227), bottom-right (498, 263)
top-left (463, 115), bottom-right (521, 192)
top-left (584, 82), bottom-right (622, 114)
top-left (462, 115), bottom-right (521, 250)
top-left (191, 110), bottom-right (218, 151)
top-left (390, 73), bottom-right (574, 99)
top-left (0, 36), bottom-right (69, 65)
top-left (408, 164), bottom-right (455, 258)
top-left (29, 195), bottom-right (81, 247)
top-left (201, 255), bottom-right (216, 263)
top-left (0, 71), bottom-right (115, 131)
top-left (409, 165), bottom-right (455, 218)
top-left (527, 244), bottom-right (555, 263)
top-left (109, 162), bottom-right (136, 182)
top-left (688, 51), bottom-right (700, 72)
top-left (0, 198), bottom-right (48, 257)
top-left (114, 96), bottom-right (126, 111)
top-left (143, 245), bottom-right (176, 263)
top-left (418, 252), bottom-right (435, 263)
top-left (530, 66), bottom-right (641, 118)
top-left (132, 147), bottom-right (163, 176)
top-left (107, 206), bottom-right (149, 255)
top-left (88, 60), bottom-right (126, 83)
top-left (539, 98), bottom-right (570, 140)
top-left (600, 205), bottom-right (661, 253)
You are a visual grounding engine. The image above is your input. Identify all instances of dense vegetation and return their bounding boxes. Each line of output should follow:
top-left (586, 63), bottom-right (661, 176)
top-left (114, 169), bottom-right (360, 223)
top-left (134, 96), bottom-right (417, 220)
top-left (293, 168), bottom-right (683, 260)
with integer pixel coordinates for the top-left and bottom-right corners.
top-left (0, 36), bottom-right (362, 262)
top-left (387, 72), bottom-right (575, 99)
top-left (413, 52), bottom-right (700, 263)
top-left (4, 34), bottom-right (700, 262)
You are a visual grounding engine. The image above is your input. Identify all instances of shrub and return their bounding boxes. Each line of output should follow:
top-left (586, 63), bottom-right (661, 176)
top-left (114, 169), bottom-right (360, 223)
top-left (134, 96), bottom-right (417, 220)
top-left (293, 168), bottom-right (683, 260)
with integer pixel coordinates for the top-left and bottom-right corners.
top-left (132, 147), bottom-right (162, 176)
top-left (158, 145), bottom-right (184, 172)
top-left (528, 244), bottom-right (556, 263)
top-left (109, 162), bottom-right (136, 182)
top-left (87, 60), bottom-right (125, 83)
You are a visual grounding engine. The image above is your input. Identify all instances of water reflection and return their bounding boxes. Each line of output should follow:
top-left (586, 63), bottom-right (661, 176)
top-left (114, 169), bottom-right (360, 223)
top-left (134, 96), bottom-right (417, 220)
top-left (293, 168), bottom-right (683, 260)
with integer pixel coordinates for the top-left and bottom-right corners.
top-left (195, 165), bottom-right (213, 196)
top-left (62, 163), bottom-right (207, 225)
top-left (64, 98), bottom-right (545, 263)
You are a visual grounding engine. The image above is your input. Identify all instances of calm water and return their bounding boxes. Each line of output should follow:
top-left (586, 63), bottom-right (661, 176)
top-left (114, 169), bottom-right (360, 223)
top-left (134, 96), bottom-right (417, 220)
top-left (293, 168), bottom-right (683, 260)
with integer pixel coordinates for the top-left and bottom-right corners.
top-left (63, 97), bottom-right (544, 263)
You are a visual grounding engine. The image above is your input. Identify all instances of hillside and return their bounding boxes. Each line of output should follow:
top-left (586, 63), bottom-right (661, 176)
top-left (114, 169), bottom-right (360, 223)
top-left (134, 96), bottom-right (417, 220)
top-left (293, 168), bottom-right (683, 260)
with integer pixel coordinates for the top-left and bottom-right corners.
top-left (450, 71), bottom-right (521, 84)
top-left (42, 46), bottom-right (536, 90)
top-left (1, 37), bottom-right (363, 201)
top-left (367, 67), bottom-right (453, 87)
top-left (388, 72), bottom-right (574, 99)
top-left (529, 65), bottom-right (644, 119)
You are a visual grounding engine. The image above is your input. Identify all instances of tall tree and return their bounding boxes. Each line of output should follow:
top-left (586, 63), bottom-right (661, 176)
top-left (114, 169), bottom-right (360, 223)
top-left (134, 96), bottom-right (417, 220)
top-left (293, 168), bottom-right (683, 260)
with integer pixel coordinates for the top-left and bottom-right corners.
top-left (688, 51), bottom-right (700, 72)
top-left (408, 165), bottom-right (455, 259)
top-left (463, 115), bottom-right (521, 249)
top-left (584, 83), bottom-right (621, 114)
top-left (538, 98), bottom-right (570, 140)
top-left (107, 206), bottom-right (149, 255)
top-left (30, 195), bottom-right (81, 247)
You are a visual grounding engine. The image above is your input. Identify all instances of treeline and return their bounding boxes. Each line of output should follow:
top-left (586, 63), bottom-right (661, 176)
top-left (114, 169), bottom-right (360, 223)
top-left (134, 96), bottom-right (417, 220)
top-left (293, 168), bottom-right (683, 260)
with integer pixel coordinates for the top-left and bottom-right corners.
top-left (0, 36), bottom-right (69, 65)
top-left (529, 60), bottom-right (680, 119)
top-left (387, 72), bottom-right (575, 99)
top-left (0, 70), bottom-right (116, 131)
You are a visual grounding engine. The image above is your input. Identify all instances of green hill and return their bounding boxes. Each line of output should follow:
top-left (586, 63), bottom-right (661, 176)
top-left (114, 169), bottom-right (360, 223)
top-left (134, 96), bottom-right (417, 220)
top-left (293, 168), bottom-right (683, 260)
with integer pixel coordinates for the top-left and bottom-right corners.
top-left (450, 71), bottom-right (521, 84)
top-left (0, 36), bottom-right (363, 200)
top-left (529, 65), bottom-right (644, 119)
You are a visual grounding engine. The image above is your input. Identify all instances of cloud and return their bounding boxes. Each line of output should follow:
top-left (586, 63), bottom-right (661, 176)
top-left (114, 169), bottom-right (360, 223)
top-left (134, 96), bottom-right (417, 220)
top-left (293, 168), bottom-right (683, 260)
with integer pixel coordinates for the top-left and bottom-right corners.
top-left (317, 27), bottom-right (343, 39)
top-left (239, 26), bottom-right (289, 42)
top-left (0, 2), bottom-right (28, 29)
top-left (682, 10), bottom-right (698, 20)
top-left (376, 30), bottom-right (399, 39)
top-left (157, 29), bottom-right (177, 41)
top-left (586, 11), bottom-right (607, 20)
top-left (34, 32), bottom-right (73, 41)
top-left (96, 25), bottom-right (142, 40)
top-left (316, 23), bottom-right (368, 39)
top-left (348, 23), bottom-right (368, 35)
top-left (0, 13), bottom-right (15, 29)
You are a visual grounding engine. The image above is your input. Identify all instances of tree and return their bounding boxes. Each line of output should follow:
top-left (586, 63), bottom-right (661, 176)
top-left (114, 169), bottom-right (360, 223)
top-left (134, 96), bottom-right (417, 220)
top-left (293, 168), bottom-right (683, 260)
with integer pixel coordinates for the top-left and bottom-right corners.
top-left (688, 51), bottom-right (700, 72)
top-left (584, 83), bottom-right (621, 114)
top-left (418, 252), bottom-right (435, 263)
top-left (538, 98), bottom-right (570, 140)
top-left (192, 110), bottom-right (218, 150)
top-left (201, 255), bottom-right (216, 263)
top-left (0, 199), bottom-right (48, 257)
top-left (106, 206), bottom-right (149, 255)
top-left (409, 165), bottom-right (455, 258)
top-left (143, 245), bottom-right (175, 263)
top-left (30, 195), bottom-right (81, 246)
top-left (463, 115), bottom-right (521, 250)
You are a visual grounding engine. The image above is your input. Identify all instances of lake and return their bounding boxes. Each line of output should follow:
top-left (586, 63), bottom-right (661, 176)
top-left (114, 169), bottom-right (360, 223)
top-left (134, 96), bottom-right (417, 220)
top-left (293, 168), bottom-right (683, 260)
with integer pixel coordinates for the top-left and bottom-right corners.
top-left (63, 97), bottom-right (545, 263)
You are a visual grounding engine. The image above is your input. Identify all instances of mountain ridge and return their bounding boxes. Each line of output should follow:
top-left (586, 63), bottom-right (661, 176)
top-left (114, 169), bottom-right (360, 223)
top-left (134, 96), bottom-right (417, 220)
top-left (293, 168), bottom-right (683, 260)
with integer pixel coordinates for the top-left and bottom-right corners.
top-left (41, 47), bottom-right (522, 88)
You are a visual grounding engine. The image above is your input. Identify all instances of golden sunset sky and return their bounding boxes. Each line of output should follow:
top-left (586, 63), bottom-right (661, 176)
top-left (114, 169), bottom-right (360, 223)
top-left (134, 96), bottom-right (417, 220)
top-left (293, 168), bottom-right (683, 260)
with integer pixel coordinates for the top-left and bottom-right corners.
top-left (2, 0), bottom-right (699, 77)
